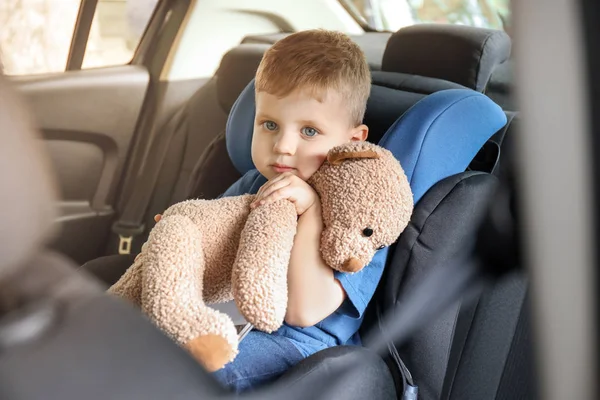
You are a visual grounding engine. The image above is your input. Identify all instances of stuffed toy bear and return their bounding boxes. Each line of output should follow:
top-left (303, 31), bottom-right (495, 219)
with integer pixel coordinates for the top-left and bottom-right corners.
top-left (108, 141), bottom-right (413, 371)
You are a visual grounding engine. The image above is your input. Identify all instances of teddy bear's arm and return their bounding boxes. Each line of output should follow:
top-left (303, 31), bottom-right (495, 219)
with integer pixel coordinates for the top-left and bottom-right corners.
top-left (161, 199), bottom-right (207, 218)
top-left (232, 199), bottom-right (297, 333)
top-left (107, 257), bottom-right (143, 306)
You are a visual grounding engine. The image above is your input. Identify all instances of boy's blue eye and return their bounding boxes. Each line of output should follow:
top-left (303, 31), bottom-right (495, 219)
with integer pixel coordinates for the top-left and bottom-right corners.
top-left (263, 121), bottom-right (278, 131)
top-left (301, 127), bottom-right (319, 137)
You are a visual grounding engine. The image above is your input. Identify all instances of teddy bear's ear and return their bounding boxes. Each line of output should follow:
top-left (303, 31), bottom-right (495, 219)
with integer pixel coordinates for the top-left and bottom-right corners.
top-left (327, 148), bottom-right (380, 166)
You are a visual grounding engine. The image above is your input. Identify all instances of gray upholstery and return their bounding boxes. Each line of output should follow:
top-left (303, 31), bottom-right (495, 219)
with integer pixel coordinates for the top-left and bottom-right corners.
top-left (217, 44), bottom-right (270, 112)
top-left (0, 78), bottom-right (58, 277)
top-left (242, 32), bottom-right (392, 71)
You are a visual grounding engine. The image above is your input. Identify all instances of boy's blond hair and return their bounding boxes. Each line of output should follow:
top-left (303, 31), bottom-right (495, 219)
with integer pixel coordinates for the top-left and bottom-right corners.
top-left (255, 29), bottom-right (371, 126)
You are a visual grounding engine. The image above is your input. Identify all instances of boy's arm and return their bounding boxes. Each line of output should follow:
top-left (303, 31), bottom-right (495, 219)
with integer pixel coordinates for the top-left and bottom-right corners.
top-left (285, 201), bottom-right (346, 327)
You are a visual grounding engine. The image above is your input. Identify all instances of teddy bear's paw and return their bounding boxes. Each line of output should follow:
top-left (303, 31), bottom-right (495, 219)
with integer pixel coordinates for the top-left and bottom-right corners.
top-left (185, 334), bottom-right (237, 372)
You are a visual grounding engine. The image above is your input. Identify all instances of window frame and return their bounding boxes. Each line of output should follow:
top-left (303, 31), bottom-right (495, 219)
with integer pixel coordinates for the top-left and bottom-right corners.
top-left (66, 0), bottom-right (98, 70)
top-left (338, 0), bottom-right (511, 32)
top-left (61, 0), bottom-right (176, 73)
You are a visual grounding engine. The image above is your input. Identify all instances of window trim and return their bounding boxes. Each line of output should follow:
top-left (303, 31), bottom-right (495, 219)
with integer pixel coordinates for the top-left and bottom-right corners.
top-left (337, 0), bottom-right (377, 32)
top-left (66, 0), bottom-right (99, 71)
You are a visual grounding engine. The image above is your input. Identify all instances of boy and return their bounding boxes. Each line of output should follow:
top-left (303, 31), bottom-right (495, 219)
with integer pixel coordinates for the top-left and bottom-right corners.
top-left (210, 29), bottom-right (387, 393)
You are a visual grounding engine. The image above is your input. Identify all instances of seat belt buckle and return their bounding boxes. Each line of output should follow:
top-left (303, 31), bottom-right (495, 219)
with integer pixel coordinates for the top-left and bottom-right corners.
top-left (118, 235), bottom-right (134, 255)
top-left (112, 222), bottom-right (146, 255)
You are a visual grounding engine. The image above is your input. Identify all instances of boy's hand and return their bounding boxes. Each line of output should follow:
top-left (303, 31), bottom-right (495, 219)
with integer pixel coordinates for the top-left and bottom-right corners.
top-left (251, 172), bottom-right (319, 215)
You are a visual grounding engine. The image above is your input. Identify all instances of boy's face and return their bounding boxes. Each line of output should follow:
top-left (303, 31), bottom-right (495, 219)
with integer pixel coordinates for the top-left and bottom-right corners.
top-left (251, 88), bottom-right (368, 181)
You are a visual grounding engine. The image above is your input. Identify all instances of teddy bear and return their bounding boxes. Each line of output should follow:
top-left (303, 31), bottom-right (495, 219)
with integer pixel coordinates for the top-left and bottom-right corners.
top-left (108, 141), bottom-right (413, 372)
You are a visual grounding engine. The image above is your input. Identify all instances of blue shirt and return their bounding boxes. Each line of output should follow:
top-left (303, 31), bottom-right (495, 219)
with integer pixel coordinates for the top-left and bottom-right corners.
top-left (222, 169), bottom-right (387, 358)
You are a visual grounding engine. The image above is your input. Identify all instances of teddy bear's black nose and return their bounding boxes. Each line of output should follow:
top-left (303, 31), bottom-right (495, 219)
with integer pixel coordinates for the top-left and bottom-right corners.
top-left (363, 228), bottom-right (374, 237)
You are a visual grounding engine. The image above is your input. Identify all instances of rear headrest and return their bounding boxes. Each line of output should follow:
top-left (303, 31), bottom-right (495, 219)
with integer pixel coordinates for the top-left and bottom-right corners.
top-left (216, 44), bottom-right (269, 113)
top-left (0, 77), bottom-right (58, 277)
top-left (226, 79), bottom-right (507, 191)
top-left (382, 24), bottom-right (511, 92)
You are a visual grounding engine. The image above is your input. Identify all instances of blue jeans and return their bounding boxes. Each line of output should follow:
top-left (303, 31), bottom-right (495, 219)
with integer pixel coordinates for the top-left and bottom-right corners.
top-left (212, 331), bottom-right (304, 393)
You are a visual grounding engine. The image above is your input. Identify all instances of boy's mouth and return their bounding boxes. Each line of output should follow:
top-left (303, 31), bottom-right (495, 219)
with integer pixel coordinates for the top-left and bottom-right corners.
top-left (271, 163), bottom-right (295, 173)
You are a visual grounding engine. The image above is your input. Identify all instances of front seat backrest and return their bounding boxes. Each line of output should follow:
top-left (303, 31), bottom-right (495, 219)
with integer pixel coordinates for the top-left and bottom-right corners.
top-left (0, 75), bottom-right (230, 400)
top-left (0, 78), bottom-right (57, 276)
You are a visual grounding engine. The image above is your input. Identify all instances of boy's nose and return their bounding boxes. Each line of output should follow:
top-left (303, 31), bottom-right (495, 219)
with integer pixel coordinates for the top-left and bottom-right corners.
top-left (273, 131), bottom-right (297, 155)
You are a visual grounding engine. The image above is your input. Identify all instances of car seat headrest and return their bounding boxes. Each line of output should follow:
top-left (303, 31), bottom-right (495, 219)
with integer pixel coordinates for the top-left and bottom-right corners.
top-left (382, 24), bottom-right (511, 92)
top-left (0, 77), bottom-right (58, 278)
top-left (216, 44), bottom-right (269, 113)
top-left (226, 80), bottom-right (507, 198)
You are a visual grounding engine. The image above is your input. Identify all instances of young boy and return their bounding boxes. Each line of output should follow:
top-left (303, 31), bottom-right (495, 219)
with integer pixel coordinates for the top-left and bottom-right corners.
top-left (212, 29), bottom-right (386, 392)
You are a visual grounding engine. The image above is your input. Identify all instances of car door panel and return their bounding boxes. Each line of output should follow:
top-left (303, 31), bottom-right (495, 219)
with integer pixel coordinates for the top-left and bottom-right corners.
top-left (14, 65), bottom-right (150, 264)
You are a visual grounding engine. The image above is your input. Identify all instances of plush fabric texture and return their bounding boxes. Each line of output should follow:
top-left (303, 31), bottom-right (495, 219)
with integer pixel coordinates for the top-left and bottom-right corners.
top-left (108, 141), bottom-right (413, 372)
top-left (309, 142), bottom-right (413, 272)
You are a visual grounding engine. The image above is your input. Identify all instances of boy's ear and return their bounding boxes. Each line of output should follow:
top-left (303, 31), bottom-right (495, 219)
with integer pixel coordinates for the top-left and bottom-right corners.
top-left (350, 124), bottom-right (368, 142)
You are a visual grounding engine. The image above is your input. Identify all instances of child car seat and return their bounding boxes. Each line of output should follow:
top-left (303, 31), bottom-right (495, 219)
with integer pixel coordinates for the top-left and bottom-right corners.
top-left (223, 80), bottom-right (507, 399)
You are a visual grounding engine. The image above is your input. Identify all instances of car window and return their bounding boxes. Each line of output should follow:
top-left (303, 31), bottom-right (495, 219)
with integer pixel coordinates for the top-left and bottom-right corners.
top-left (342, 0), bottom-right (510, 32)
top-left (0, 0), bottom-right (161, 76)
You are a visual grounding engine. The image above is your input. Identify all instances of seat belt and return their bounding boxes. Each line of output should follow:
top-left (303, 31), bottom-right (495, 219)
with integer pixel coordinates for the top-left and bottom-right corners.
top-left (376, 303), bottom-right (419, 400)
top-left (111, 107), bottom-right (187, 255)
top-left (440, 295), bottom-right (481, 399)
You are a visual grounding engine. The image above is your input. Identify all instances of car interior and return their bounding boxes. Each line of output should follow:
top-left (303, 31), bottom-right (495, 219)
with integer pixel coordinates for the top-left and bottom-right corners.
top-left (0, 0), bottom-right (597, 399)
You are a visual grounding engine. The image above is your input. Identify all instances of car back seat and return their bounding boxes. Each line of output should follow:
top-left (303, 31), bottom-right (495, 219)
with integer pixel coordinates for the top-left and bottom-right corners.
top-left (82, 23), bottom-right (516, 398)
top-left (225, 79), bottom-right (507, 399)
top-left (105, 24), bottom-right (511, 258)
top-left (105, 44), bottom-right (271, 255)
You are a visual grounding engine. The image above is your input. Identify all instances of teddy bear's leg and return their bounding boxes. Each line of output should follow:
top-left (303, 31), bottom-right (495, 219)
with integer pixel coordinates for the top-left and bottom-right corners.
top-left (233, 199), bottom-right (298, 332)
top-left (107, 257), bottom-right (143, 306)
top-left (141, 214), bottom-right (239, 372)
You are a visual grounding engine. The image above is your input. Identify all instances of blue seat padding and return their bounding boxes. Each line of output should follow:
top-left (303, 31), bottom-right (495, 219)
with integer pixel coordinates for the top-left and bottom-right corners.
top-left (226, 80), bottom-right (257, 175)
top-left (378, 89), bottom-right (507, 202)
top-left (226, 80), bottom-right (507, 203)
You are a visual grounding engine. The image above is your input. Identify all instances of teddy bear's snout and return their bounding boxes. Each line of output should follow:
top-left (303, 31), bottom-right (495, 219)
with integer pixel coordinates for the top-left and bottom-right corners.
top-left (342, 257), bottom-right (364, 273)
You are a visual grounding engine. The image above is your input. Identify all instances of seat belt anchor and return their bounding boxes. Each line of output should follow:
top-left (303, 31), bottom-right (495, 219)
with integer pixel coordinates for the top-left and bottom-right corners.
top-left (112, 222), bottom-right (146, 255)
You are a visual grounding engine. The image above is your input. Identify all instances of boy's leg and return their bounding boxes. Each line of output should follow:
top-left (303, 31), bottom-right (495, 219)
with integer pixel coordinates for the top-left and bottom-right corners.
top-left (213, 331), bottom-right (304, 393)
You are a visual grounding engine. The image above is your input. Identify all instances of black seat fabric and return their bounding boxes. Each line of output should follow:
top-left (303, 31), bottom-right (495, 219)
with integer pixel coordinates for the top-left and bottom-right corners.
top-left (441, 117), bottom-right (537, 400)
top-left (486, 60), bottom-right (515, 111)
top-left (359, 171), bottom-right (499, 399)
top-left (382, 24), bottom-right (511, 92)
top-left (442, 272), bottom-right (536, 400)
